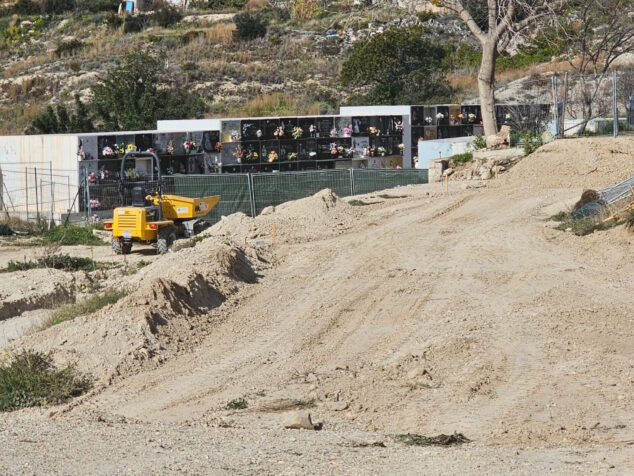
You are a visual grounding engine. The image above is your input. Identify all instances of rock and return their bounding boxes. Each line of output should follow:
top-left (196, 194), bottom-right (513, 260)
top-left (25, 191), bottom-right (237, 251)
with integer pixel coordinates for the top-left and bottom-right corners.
top-left (480, 168), bottom-right (492, 180)
top-left (281, 411), bottom-right (319, 430)
top-left (324, 401), bottom-right (349, 411)
top-left (407, 368), bottom-right (423, 380)
top-left (171, 239), bottom-right (195, 252)
top-left (443, 168), bottom-right (454, 177)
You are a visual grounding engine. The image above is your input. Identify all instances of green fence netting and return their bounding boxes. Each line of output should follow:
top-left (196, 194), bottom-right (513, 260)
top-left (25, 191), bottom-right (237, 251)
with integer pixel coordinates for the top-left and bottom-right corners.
top-left (84, 169), bottom-right (429, 223)
top-left (251, 170), bottom-right (352, 215)
top-left (173, 174), bottom-right (252, 224)
top-left (351, 169), bottom-right (429, 195)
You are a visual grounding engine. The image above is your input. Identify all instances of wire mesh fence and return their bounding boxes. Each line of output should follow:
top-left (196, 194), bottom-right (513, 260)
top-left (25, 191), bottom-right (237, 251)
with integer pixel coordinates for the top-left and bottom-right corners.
top-left (0, 165), bottom-right (77, 223)
top-left (555, 71), bottom-right (634, 137)
top-left (573, 175), bottom-right (634, 222)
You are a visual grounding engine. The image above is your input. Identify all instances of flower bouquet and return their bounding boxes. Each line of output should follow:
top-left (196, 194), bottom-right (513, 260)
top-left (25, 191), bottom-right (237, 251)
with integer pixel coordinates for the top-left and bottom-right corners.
top-left (249, 151), bottom-right (259, 162)
top-left (288, 152), bottom-right (297, 160)
top-left (256, 129), bottom-right (263, 138)
top-left (377, 146), bottom-right (386, 156)
top-left (394, 121), bottom-right (404, 132)
top-left (102, 146), bottom-right (114, 157)
top-left (425, 116), bottom-right (433, 125)
top-left (127, 143), bottom-right (137, 152)
top-left (292, 126), bottom-right (303, 139)
top-left (330, 128), bottom-right (338, 138)
top-left (234, 145), bottom-right (245, 163)
top-left (214, 142), bottom-right (222, 152)
top-left (273, 126), bottom-right (284, 138)
top-left (368, 126), bottom-right (380, 136)
top-left (504, 113), bottom-right (511, 122)
top-left (309, 124), bottom-right (316, 136)
top-left (308, 151), bottom-right (317, 158)
top-left (125, 168), bottom-right (140, 181)
top-left (268, 150), bottom-right (278, 163)
top-left (362, 147), bottom-right (370, 157)
top-left (468, 113), bottom-right (476, 123)
top-left (436, 112), bottom-right (445, 121)
top-left (330, 143), bottom-right (338, 156)
top-left (230, 130), bottom-right (240, 142)
top-left (146, 147), bottom-right (155, 153)
top-left (183, 139), bottom-right (197, 154)
top-left (342, 124), bottom-right (353, 136)
top-left (457, 113), bottom-right (464, 123)
top-left (398, 143), bottom-right (405, 153)
top-left (89, 199), bottom-right (100, 210)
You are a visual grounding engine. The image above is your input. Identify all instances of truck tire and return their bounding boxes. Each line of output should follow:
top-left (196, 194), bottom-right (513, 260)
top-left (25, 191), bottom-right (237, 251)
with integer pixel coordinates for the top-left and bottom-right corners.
top-left (112, 238), bottom-right (132, 255)
top-left (156, 226), bottom-right (176, 255)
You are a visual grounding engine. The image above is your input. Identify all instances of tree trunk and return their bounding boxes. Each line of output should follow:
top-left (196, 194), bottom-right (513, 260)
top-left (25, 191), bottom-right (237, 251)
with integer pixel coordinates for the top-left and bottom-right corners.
top-left (478, 40), bottom-right (498, 137)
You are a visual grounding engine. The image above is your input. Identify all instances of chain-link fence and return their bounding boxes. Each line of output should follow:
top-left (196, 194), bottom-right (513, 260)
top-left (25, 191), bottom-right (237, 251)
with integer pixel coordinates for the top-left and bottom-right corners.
top-left (553, 71), bottom-right (634, 137)
top-left (79, 168), bottom-right (429, 225)
top-left (573, 175), bottom-right (634, 223)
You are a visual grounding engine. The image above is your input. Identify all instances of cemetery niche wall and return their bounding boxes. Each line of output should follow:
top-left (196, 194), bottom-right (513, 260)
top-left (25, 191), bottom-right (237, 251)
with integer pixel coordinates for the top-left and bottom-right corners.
top-left (219, 115), bottom-right (406, 173)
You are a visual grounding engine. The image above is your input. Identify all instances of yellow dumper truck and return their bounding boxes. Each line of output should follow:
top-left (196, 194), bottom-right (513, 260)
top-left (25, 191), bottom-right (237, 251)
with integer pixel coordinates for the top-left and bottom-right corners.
top-left (104, 151), bottom-right (220, 255)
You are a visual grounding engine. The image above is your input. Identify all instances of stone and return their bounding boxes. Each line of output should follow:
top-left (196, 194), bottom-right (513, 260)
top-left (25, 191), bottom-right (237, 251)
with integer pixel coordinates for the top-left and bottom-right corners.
top-left (407, 368), bottom-right (423, 380)
top-left (281, 411), bottom-right (318, 430)
top-left (443, 168), bottom-right (454, 177)
top-left (325, 401), bottom-right (349, 411)
top-left (480, 168), bottom-right (492, 180)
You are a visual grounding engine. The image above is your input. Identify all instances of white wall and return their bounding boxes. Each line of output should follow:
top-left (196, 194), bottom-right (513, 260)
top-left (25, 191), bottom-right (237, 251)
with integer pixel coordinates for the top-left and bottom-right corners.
top-left (157, 119), bottom-right (222, 132)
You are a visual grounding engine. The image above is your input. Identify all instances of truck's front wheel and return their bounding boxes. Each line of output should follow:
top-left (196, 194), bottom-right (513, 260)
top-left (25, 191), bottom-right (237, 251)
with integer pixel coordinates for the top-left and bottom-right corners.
top-left (156, 226), bottom-right (176, 255)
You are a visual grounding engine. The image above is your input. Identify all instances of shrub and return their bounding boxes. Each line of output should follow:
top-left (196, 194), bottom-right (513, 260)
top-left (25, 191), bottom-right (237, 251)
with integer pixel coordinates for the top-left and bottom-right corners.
top-left (76, 0), bottom-right (119, 13)
top-left (291, 0), bottom-right (320, 20)
top-left (0, 351), bottom-right (92, 412)
top-left (152, 3), bottom-right (182, 28)
top-left (3, 254), bottom-right (98, 272)
top-left (54, 39), bottom-right (86, 58)
top-left (104, 11), bottom-right (123, 29)
top-left (226, 397), bottom-right (248, 409)
top-left (123, 14), bottom-right (147, 33)
top-left (522, 131), bottom-right (543, 156)
top-left (41, 0), bottom-right (74, 14)
top-left (472, 134), bottom-right (486, 150)
top-left (13, 0), bottom-right (40, 15)
top-left (234, 11), bottom-right (268, 40)
top-left (449, 152), bottom-right (473, 165)
top-left (625, 210), bottom-right (634, 231)
top-left (44, 289), bottom-right (127, 328)
top-left (201, 0), bottom-right (246, 10)
top-left (41, 224), bottom-right (106, 246)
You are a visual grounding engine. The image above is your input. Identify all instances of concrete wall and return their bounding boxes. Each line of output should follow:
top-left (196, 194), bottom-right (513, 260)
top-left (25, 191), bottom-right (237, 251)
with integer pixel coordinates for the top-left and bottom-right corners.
top-left (417, 136), bottom-right (475, 170)
top-left (157, 119), bottom-right (222, 132)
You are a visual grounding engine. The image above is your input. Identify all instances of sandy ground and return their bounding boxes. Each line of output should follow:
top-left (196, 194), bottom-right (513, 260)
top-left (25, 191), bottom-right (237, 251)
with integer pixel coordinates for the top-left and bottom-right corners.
top-left (0, 137), bottom-right (633, 474)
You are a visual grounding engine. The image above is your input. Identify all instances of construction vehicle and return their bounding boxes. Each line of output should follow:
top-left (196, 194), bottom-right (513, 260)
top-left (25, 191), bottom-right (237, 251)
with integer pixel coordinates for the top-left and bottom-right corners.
top-left (104, 151), bottom-right (220, 255)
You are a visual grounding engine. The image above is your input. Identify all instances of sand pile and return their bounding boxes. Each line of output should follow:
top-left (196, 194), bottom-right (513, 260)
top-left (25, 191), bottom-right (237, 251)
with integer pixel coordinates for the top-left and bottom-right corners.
top-left (205, 189), bottom-right (358, 246)
top-left (502, 137), bottom-right (634, 190)
top-left (13, 242), bottom-right (259, 384)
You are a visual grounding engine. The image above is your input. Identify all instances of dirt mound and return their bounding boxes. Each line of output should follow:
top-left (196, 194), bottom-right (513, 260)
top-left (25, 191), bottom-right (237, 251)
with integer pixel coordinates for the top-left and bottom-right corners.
top-left (502, 137), bottom-right (634, 190)
top-left (12, 242), bottom-right (259, 384)
top-left (204, 189), bottom-right (358, 246)
top-left (0, 269), bottom-right (75, 321)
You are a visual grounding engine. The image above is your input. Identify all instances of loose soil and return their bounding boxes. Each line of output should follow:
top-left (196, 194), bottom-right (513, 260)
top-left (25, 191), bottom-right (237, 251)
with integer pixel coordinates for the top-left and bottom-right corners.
top-left (1, 137), bottom-right (633, 475)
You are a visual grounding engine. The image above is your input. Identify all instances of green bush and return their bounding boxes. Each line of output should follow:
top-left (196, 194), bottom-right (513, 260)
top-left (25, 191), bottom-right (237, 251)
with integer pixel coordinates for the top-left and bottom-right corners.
top-left (44, 289), bottom-right (127, 328)
top-left (0, 351), bottom-right (92, 412)
top-left (104, 11), bottom-right (123, 29)
top-left (42, 0), bottom-right (75, 14)
top-left (152, 3), bottom-right (182, 28)
top-left (3, 253), bottom-right (98, 273)
top-left (472, 134), bottom-right (486, 150)
top-left (76, 0), bottom-right (119, 13)
top-left (226, 397), bottom-right (248, 409)
top-left (55, 39), bottom-right (86, 58)
top-left (522, 131), bottom-right (543, 156)
top-left (42, 225), bottom-right (106, 246)
top-left (13, 0), bottom-right (40, 15)
top-left (234, 11), bottom-right (268, 40)
top-left (123, 14), bottom-right (147, 33)
top-left (199, 0), bottom-right (246, 10)
top-left (449, 152), bottom-right (473, 165)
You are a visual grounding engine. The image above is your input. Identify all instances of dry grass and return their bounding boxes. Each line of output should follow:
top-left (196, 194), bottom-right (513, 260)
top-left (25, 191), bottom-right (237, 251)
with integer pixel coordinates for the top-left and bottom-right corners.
top-left (2, 55), bottom-right (49, 78)
top-left (236, 92), bottom-right (321, 117)
top-left (205, 23), bottom-right (235, 45)
top-left (245, 0), bottom-right (268, 10)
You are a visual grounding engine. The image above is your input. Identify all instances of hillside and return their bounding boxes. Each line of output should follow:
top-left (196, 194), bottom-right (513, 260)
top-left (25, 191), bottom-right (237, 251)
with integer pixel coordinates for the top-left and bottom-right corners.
top-left (1, 0), bottom-right (595, 135)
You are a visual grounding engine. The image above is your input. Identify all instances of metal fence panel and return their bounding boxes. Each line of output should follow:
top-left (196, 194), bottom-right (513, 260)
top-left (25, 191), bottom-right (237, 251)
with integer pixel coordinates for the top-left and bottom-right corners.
top-left (251, 170), bottom-right (352, 215)
top-left (351, 169), bottom-right (429, 195)
top-left (173, 174), bottom-right (252, 224)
